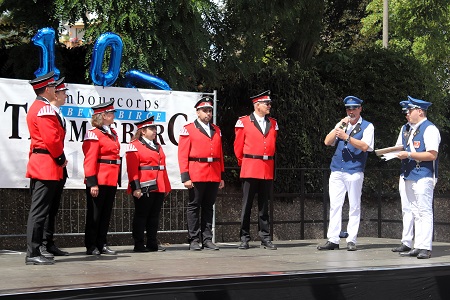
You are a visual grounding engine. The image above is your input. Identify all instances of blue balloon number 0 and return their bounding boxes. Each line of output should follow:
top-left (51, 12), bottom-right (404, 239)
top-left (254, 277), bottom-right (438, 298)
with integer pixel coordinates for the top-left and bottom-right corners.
top-left (90, 32), bottom-right (123, 86)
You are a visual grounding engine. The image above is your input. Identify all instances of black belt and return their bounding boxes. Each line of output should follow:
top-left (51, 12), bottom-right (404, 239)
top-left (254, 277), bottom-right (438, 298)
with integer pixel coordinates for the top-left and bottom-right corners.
top-left (244, 154), bottom-right (274, 160)
top-left (32, 148), bottom-right (50, 154)
top-left (139, 166), bottom-right (165, 170)
top-left (188, 157), bottom-right (219, 162)
top-left (98, 159), bottom-right (121, 165)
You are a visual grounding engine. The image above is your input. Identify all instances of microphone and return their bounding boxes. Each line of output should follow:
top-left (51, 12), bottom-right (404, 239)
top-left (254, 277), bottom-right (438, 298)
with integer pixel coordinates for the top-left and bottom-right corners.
top-left (339, 116), bottom-right (350, 130)
top-left (336, 116), bottom-right (350, 140)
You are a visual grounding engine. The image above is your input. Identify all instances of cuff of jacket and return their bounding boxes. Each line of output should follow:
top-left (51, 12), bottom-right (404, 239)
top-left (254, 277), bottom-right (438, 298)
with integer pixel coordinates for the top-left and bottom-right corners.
top-left (130, 179), bottom-right (141, 191)
top-left (85, 176), bottom-right (98, 187)
top-left (55, 152), bottom-right (66, 166)
top-left (181, 172), bottom-right (190, 183)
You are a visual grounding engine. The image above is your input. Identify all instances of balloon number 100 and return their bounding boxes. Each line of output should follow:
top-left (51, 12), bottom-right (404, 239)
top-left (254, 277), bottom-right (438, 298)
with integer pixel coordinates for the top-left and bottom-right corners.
top-left (32, 27), bottom-right (170, 90)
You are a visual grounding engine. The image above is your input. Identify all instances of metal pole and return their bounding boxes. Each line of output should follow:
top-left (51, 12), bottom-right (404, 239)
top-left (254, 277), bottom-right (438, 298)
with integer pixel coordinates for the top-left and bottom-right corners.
top-left (212, 90), bottom-right (217, 243)
top-left (382, 0), bottom-right (389, 48)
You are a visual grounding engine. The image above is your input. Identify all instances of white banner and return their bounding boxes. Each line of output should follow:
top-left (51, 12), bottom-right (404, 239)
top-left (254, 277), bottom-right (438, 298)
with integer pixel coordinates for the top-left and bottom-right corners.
top-left (0, 77), bottom-right (207, 189)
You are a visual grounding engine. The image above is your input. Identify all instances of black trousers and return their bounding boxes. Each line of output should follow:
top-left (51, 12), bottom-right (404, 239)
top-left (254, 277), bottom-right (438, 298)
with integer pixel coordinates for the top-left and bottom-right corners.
top-left (239, 178), bottom-right (273, 242)
top-left (43, 177), bottom-right (66, 246)
top-left (187, 182), bottom-right (219, 243)
top-left (132, 192), bottom-right (164, 248)
top-left (27, 179), bottom-right (59, 257)
top-left (84, 185), bottom-right (117, 251)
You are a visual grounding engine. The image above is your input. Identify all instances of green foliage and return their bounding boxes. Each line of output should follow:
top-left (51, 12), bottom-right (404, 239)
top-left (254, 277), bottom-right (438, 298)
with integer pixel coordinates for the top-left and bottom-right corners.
top-left (218, 47), bottom-right (449, 194)
top-left (220, 0), bottom-right (325, 75)
top-left (1, 0), bottom-right (449, 196)
top-left (55, 0), bottom-right (220, 91)
top-left (320, 0), bottom-right (370, 52)
top-left (361, 0), bottom-right (450, 85)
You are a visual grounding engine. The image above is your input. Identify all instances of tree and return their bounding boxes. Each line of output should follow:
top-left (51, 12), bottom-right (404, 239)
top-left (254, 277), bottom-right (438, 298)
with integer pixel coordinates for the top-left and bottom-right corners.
top-left (361, 0), bottom-right (450, 87)
top-left (319, 0), bottom-right (370, 52)
top-left (217, 0), bottom-right (325, 79)
top-left (55, 0), bottom-right (221, 91)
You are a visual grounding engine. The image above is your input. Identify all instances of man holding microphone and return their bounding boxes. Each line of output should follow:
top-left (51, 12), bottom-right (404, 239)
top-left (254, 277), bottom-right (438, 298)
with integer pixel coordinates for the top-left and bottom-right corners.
top-left (317, 96), bottom-right (374, 251)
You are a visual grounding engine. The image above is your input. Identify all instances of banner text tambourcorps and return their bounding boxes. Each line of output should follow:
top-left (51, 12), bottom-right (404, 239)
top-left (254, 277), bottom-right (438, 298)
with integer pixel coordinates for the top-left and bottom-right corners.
top-left (0, 78), bottom-right (202, 189)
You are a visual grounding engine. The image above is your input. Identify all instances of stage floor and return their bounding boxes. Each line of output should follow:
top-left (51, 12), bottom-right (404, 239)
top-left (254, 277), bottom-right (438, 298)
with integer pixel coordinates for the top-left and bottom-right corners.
top-left (2, 237), bottom-right (450, 299)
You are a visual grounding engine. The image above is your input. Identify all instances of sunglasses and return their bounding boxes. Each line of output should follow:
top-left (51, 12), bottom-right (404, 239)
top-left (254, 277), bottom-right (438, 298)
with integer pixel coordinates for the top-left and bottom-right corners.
top-left (345, 106), bottom-right (360, 110)
top-left (259, 101), bottom-right (272, 106)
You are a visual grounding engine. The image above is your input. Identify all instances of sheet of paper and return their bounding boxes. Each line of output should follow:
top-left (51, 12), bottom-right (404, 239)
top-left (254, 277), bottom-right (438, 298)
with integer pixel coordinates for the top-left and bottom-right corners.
top-left (381, 151), bottom-right (400, 161)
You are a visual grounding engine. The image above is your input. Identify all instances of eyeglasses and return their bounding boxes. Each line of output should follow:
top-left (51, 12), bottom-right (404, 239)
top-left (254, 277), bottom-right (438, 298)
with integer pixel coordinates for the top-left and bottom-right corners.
top-left (345, 106), bottom-right (360, 110)
top-left (259, 101), bottom-right (272, 106)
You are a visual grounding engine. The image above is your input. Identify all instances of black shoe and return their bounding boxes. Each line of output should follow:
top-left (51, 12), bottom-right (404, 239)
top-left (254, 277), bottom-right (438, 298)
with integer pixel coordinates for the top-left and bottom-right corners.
top-left (347, 242), bottom-right (357, 251)
top-left (47, 244), bottom-right (69, 256)
top-left (203, 241), bottom-right (219, 250)
top-left (417, 249), bottom-right (431, 259)
top-left (86, 247), bottom-right (101, 255)
top-left (238, 241), bottom-right (249, 249)
top-left (39, 245), bottom-right (54, 259)
top-left (147, 244), bottom-right (166, 252)
top-left (101, 245), bottom-right (117, 255)
top-left (134, 245), bottom-right (150, 252)
top-left (25, 255), bottom-right (55, 265)
top-left (150, 245), bottom-right (166, 252)
top-left (260, 240), bottom-right (277, 250)
top-left (399, 248), bottom-right (421, 257)
top-left (391, 244), bottom-right (411, 252)
top-left (189, 241), bottom-right (201, 251)
top-left (317, 241), bottom-right (339, 250)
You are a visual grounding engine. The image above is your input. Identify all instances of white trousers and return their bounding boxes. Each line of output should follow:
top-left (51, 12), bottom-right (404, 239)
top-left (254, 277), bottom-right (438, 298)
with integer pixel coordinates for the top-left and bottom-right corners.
top-left (399, 176), bottom-right (414, 248)
top-left (327, 171), bottom-right (364, 244)
top-left (404, 177), bottom-right (434, 250)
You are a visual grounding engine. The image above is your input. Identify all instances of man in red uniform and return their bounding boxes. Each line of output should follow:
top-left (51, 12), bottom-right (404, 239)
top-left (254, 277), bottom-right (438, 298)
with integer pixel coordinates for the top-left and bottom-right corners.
top-left (178, 96), bottom-right (225, 251)
top-left (25, 71), bottom-right (68, 265)
top-left (41, 77), bottom-right (70, 257)
top-left (234, 90), bottom-right (278, 250)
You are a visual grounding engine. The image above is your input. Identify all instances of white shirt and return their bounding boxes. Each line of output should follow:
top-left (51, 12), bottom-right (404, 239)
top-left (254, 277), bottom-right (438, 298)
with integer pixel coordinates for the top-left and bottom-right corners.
top-left (330, 116), bottom-right (374, 151)
top-left (102, 125), bottom-right (112, 135)
top-left (50, 104), bottom-right (65, 127)
top-left (396, 118), bottom-right (441, 153)
top-left (142, 136), bottom-right (155, 148)
top-left (395, 123), bottom-right (411, 147)
top-left (253, 112), bottom-right (266, 132)
top-left (197, 119), bottom-right (211, 137)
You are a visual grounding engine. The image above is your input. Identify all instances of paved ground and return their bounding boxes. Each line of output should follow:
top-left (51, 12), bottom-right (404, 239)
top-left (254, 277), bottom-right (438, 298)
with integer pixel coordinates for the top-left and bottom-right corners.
top-left (1, 238), bottom-right (450, 297)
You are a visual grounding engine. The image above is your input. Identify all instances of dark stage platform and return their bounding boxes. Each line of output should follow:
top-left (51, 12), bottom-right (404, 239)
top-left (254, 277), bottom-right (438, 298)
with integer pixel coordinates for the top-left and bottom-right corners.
top-left (2, 238), bottom-right (450, 299)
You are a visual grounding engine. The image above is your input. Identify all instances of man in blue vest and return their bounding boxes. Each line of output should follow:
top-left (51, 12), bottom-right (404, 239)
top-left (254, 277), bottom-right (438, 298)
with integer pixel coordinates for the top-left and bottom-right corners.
top-left (318, 96), bottom-right (374, 251)
top-left (397, 96), bottom-right (440, 259)
top-left (391, 100), bottom-right (414, 253)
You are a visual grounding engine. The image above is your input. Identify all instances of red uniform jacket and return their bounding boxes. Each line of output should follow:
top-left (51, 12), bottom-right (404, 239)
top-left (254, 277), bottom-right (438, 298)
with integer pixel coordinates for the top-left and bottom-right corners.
top-left (234, 113), bottom-right (278, 179)
top-left (125, 138), bottom-right (171, 194)
top-left (26, 96), bottom-right (66, 181)
top-left (178, 120), bottom-right (224, 183)
top-left (82, 127), bottom-right (121, 187)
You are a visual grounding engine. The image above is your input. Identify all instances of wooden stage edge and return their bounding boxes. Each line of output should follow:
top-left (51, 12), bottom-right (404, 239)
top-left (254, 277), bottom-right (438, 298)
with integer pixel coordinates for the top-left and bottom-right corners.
top-left (2, 237), bottom-right (450, 299)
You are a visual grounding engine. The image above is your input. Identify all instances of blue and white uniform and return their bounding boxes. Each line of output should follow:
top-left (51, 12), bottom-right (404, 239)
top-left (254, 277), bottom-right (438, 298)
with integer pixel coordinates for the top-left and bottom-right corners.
top-left (402, 118), bottom-right (440, 251)
top-left (327, 116), bottom-right (374, 244)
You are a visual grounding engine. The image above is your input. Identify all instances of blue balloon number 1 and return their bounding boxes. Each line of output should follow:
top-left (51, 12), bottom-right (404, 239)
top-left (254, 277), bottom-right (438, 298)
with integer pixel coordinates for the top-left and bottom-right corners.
top-left (32, 28), bottom-right (61, 80)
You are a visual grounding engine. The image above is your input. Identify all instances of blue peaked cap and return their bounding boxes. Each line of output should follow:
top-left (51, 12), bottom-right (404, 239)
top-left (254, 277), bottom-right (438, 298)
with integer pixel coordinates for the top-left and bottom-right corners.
top-left (343, 96), bottom-right (363, 107)
top-left (399, 100), bottom-right (409, 112)
top-left (407, 96), bottom-right (432, 110)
